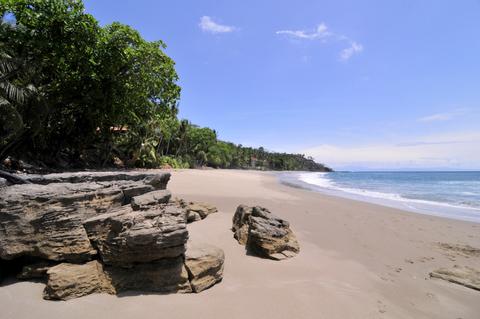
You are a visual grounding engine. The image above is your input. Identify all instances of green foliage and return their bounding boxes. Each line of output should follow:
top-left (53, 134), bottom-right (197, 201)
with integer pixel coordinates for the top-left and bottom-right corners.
top-left (158, 156), bottom-right (190, 169)
top-left (0, 0), bottom-right (331, 172)
top-left (0, 0), bottom-right (179, 164)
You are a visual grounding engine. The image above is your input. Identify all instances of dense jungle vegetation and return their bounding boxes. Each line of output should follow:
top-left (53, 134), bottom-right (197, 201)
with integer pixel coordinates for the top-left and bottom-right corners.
top-left (0, 0), bottom-right (331, 172)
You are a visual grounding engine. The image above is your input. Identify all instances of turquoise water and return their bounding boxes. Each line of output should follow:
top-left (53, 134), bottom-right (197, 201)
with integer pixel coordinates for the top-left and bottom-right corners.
top-left (278, 171), bottom-right (480, 223)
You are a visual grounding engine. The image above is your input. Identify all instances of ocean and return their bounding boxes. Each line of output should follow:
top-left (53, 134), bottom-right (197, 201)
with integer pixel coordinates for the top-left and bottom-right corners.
top-left (278, 171), bottom-right (480, 223)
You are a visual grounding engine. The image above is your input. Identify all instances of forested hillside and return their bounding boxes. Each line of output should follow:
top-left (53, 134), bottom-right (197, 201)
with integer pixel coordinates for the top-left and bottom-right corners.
top-left (0, 0), bottom-right (331, 172)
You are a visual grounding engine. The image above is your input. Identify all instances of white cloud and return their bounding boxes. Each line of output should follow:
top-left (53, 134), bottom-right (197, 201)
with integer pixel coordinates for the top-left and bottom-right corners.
top-left (339, 41), bottom-right (363, 61)
top-left (418, 113), bottom-right (453, 122)
top-left (276, 23), bottom-right (331, 40)
top-left (302, 131), bottom-right (480, 170)
top-left (276, 22), bottom-right (363, 61)
top-left (417, 109), bottom-right (469, 122)
top-left (199, 16), bottom-right (235, 34)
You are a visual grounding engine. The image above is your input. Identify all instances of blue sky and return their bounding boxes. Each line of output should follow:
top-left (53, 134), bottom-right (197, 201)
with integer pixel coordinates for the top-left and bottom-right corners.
top-left (83, 0), bottom-right (480, 170)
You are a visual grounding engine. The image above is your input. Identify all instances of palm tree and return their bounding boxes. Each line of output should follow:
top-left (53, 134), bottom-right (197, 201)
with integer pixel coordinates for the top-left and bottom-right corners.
top-left (175, 119), bottom-right (190, 156)
top-left (0, 42), bottom-right (36, 160)
top-left (0, 50), bottom-right (28, 152)
top-left (0, 53), bottom-right (29, 104)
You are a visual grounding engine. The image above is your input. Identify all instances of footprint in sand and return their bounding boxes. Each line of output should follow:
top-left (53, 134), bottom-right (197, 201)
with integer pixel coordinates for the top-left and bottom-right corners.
top-left (377, 300), bottom-right (387, 314)
top-left (426, 292), bottom-right (436, 300)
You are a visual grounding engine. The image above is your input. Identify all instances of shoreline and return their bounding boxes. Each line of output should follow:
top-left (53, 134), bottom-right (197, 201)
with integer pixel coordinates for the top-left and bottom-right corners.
top-left (277, 171), bottom-right (480, 224)
top-left (1, 169), bottom-right (479, 319)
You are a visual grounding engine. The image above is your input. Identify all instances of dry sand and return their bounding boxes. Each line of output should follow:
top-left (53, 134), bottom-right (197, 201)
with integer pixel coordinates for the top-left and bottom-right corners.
top-left (1, 169), bottom-right (479, 319)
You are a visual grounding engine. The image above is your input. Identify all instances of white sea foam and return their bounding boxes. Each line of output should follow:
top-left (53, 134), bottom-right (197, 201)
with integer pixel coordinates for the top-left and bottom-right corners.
top-left (296, 172), bottom-right (480, 213)
top-left (297, 172), bottom-right (334, 188)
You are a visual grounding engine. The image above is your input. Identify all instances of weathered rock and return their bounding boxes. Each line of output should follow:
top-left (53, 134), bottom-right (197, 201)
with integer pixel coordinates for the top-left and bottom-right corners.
top-left (0, 177), bottom-right (7, 188)
top-left (44, 261), bottom-right (115, 300)
top-left (232, 205), bottom-right (253, 245)
top-left (437, 243), bottom-right (480, 258)
top-left (430, 265), bottom-right (480, 291)
top-left (131, 190), bottom-right (171, 210)
top-left (232, 205), bottom-right (300, 260)
top-left (0, 180), bottom-right (157, 262)
top-left (105, 256), bottom-right (192, 294)
top-left (1, 170), bottom-right (227, 300)
top-left (23, 171), bottom-right (170, 188)
top-left (0, 170), bottom-right (31, 185)
top-left (83, 203), bottom-right (188, 266)
top-left (143, 173), bottom-right (171, 190)
top-left (43, 257), bottom-right (192, 300)
top-left (185, 243), bottom-right (224, 292)
top-left (0, 172), bottom-right (169, 262)
top-left (187, 210), bottom-right (202, 223)
top-left (17, 261), bottom-right (54, 280)
top-left (186, 202), bottom-right (217, 219)
top-left (175, 199), bottom-right (218, 223)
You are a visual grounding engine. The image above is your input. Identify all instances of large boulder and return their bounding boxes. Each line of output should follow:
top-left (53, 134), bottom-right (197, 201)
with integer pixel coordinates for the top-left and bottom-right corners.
top-left (83, 201), bottom-right (188, 267)
top-left (232, 205), bottom-right (300, 260)
top-left (0, 178), bottom-right (161, 262)
top-left (43, 257), bottom-right (193, 300)
top-left (43, 261), bottom-right (115, 300)
top-left (185, 243), bottom-right (224, 292)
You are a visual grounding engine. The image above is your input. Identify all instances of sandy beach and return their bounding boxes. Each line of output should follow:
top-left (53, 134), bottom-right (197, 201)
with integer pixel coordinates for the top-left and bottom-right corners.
top-left (1, 169), bottom-right (479, 319)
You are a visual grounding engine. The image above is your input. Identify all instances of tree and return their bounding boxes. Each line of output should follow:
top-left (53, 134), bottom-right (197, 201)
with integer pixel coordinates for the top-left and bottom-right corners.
top-left (0, 10), bottom-right (38, 159)
top-left (1, 0), bottom-right (180, 166)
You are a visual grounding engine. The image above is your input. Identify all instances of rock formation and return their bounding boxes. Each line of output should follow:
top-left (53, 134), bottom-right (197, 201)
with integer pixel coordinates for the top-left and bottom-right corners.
top-left (175, 199), bottom-right (218, 223)
top-left (0, 177), bottom-right (160, 262)
top-left (0, 170), bottom-right (224, 300)
top-left (232, 205), bottom-right (299, 260)
top-left (430, 265), bottom-right (480, 291)
top-left (44, 261), bottom-right (116, 300)
top-left (83, 201), bottom-right (188, 266)
top-left (185, 243), bottom-right (225, 292)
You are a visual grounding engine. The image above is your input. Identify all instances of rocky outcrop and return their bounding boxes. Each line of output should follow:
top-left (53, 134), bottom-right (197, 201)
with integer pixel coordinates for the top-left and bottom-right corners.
top-left (0, 178), bottom-right (163, 262)
top-left (43, 257), bottom-right (194, 300)
top-left (232, 205), bottom-right (299, 260)
top-left (83, 201), bottom-right (188, 267)
top-left (176, 199), bottom-right (218, 223)
top-left (185, 243), bottom-right (225, 292)
top-left (43, 244), bottom-right (225, 300)
top-left (0, 170), bottom-right (225, 300)
top-left (430, 265), bottom-right (480, 291)
top-left (23, 171), bottom-right (170, 188)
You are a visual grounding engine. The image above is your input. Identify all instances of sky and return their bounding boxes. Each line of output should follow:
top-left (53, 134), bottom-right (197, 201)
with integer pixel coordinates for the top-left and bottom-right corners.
top-left (83, 0), bottom-right (480, 170)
